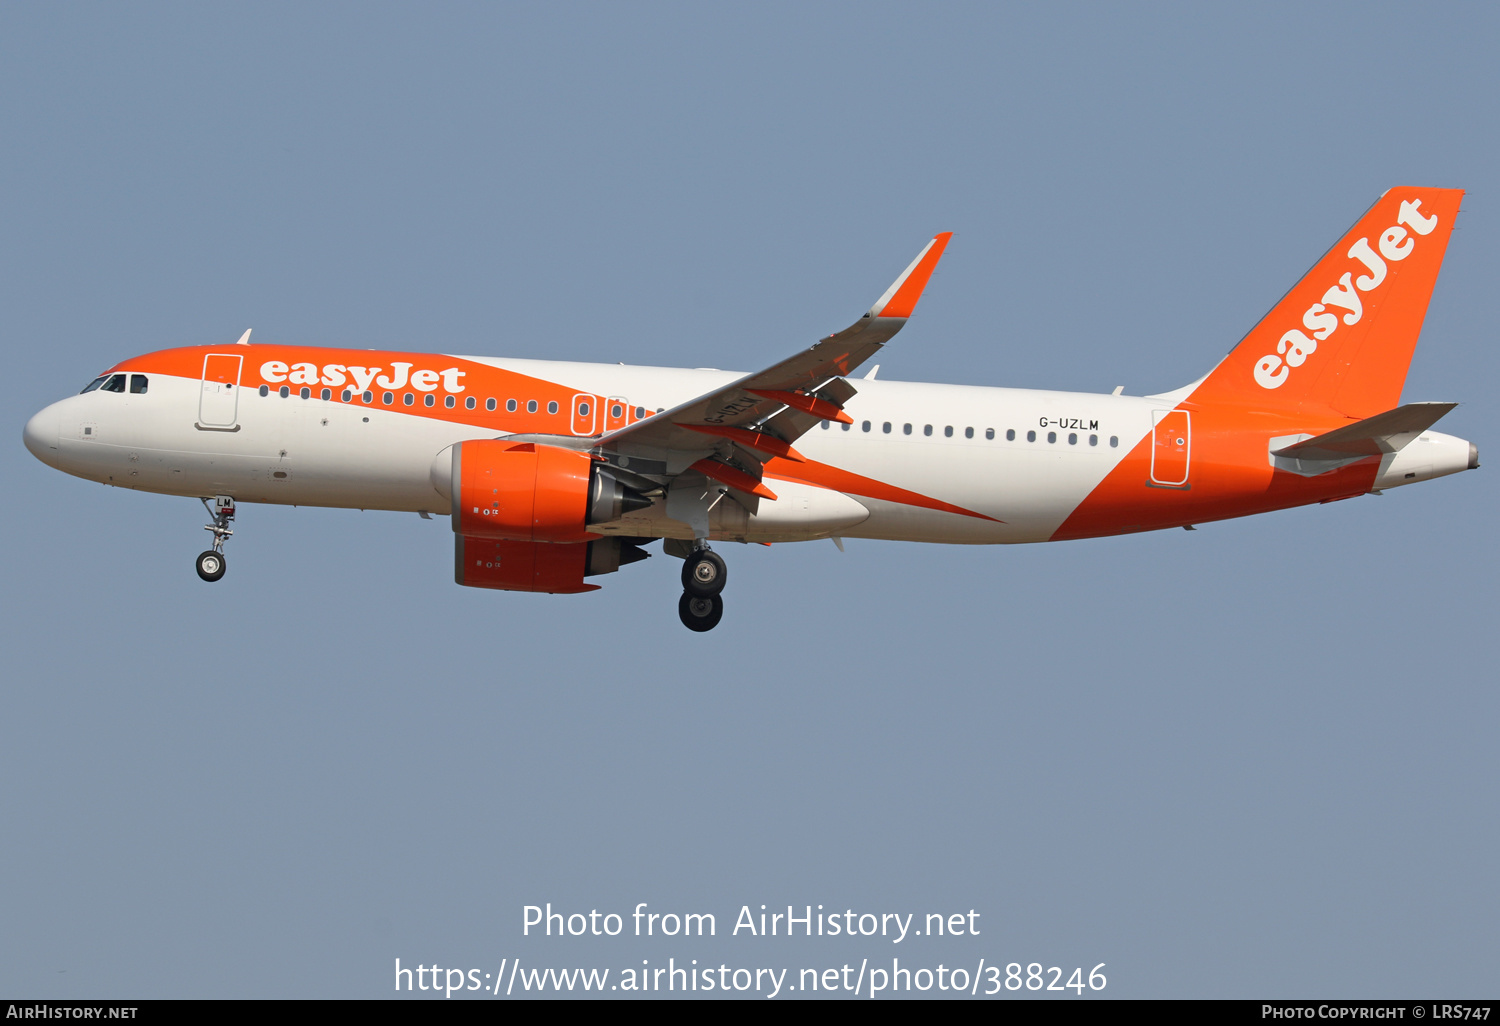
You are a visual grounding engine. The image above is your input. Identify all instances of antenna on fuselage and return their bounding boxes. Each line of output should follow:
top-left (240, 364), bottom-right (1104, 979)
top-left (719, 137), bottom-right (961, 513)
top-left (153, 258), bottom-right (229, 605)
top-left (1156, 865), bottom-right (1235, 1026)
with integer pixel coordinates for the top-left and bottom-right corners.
top-left (235, 329), bottom-right (252, 345)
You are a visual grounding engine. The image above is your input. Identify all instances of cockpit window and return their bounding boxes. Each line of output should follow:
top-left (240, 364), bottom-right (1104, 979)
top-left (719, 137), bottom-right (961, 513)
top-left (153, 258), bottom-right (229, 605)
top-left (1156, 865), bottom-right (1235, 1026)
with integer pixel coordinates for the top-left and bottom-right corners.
top-left (129, 374), bottom-right (149, 394)
top-left (80, 375), bottom-right (108, 393)
top-left (100, 374), bottom-right (127, 393)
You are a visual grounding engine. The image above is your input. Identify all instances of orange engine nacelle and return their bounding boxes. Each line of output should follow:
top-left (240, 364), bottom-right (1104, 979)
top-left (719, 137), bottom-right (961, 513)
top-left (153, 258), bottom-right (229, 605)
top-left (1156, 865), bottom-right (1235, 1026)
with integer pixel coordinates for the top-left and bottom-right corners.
top-left (456, 536), bottom-right (598, 594)
top-left (449, 439), bottom-right (655, 542)
top-left (455, 536), bottom-right (653, 593)
top-left (453, 439), bottom-right (619, 543)
top-left (444, 440), bottom-right (655, 593)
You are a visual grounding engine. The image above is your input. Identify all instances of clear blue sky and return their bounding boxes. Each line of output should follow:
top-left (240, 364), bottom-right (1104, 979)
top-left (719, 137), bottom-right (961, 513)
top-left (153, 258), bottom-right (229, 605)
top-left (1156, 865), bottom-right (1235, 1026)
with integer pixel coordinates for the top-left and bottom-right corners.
top-left (2, 2), bottom-right (1496, 998)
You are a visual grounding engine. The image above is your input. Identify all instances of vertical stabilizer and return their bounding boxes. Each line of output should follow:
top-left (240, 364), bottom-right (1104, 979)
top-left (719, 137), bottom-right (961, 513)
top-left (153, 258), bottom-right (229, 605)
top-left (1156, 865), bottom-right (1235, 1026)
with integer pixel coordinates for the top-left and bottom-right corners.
top-left (1188, 188), bottom-right (1462, 418)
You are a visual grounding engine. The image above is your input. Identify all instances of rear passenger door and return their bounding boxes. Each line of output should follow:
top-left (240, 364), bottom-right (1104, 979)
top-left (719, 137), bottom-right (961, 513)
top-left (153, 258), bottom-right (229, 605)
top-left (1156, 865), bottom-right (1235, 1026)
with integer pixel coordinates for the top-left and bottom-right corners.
top-left (1149, 409), bottom-right (1190, 487)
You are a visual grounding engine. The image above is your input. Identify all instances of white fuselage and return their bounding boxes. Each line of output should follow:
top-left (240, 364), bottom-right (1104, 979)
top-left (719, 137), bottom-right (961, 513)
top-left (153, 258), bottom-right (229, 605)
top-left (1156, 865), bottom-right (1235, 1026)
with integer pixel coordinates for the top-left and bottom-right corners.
top-left (24, 354), bottom-right (1474, 547)
top-left (27, 358), bottom-right (1158, 543)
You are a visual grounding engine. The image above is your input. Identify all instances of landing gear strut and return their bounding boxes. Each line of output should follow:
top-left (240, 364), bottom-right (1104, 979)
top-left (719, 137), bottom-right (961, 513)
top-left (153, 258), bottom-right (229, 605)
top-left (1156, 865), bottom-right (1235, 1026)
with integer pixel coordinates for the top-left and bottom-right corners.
top-left (677, 543), bottom-right (726, 631)
top-left (196, 495), bottom-right (234, 583)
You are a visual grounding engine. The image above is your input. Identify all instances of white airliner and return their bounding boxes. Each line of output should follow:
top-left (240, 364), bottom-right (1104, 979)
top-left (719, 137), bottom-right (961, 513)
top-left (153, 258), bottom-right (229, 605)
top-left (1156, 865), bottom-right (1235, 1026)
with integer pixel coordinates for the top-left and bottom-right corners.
top-left (22, 188), bottom-right (1478, 630)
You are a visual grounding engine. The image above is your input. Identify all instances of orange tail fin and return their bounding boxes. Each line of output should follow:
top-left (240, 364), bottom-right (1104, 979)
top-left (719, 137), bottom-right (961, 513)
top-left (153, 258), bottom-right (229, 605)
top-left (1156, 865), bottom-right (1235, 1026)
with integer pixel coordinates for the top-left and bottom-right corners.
top-left (1188, 188), bottom-right (1463, 418)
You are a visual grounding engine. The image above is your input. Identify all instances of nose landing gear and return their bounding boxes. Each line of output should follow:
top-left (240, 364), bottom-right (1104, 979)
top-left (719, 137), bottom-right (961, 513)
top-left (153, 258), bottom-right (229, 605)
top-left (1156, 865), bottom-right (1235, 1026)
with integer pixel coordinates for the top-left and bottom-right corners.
top-left (196, 495), bottom-right (234, 582)
top-left (677, 544), bottom-right (727, 631)
top-left (196, 549), bottom-right (227, 582)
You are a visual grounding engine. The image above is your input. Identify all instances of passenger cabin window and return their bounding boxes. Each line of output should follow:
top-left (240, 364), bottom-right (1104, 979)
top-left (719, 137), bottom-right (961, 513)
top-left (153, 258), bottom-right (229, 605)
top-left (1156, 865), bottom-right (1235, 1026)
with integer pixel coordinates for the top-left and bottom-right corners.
top-left (80, 375), bottom-right (108, 393)
top-left (506, 399), bottom-right (517, 412)
top-left (1006, 429), bottom-right (1015, 441)
top-left (425, 394), bottom-right (435, 407)
top-left (321, 388), bottom-right (331, 400)
top-left (1027, 430), bottom-right (1036, 442)
top-left (904, 423), bottom-right (912, 435)
top-left (964, 427), bottom-right (973, 439)
top-left (130, 374), bottom-right (148, 394)
top-left (985, 428), bottom-right (994, 440)
top-left (101, 374), bottom-right (126, 393)
top-left (301, 387), bottom-right (312, 399)
top-left (923, 425), bottom-right (933, 436)
top-left (526, 400), bottom-right (538, 413)
top-left (465, 396), bottom-right (476, 410)
top-left (547, 401), bottom-right (558, 414)
top-left (944, 426), bottom-right (953, 437)
top-left (821, 420), bottom-right (830, 430)
top-left (862, 420), bottom-right (871, 432)
top-left (279, 386), bottom-right (291, 398)
top-left (403, 393), bottom-right (414, 406)
top-left (486, 398), bottom-right (496, 411)
top-left (445, 396), bottom-right (456, 409)
top-left (260, 385), bottom-right (271, 397)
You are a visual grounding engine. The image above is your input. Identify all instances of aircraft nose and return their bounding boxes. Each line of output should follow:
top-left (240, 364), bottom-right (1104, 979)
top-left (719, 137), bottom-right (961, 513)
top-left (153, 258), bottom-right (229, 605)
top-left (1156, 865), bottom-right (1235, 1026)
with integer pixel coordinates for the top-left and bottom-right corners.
top-left (23, 404), bottom-right (60, 468)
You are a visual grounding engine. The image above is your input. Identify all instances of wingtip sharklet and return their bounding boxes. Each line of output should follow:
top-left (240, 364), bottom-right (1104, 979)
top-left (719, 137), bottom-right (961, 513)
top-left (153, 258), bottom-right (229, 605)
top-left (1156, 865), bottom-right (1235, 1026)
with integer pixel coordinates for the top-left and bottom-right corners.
top-left (869, 232), bottom-right (953, 319)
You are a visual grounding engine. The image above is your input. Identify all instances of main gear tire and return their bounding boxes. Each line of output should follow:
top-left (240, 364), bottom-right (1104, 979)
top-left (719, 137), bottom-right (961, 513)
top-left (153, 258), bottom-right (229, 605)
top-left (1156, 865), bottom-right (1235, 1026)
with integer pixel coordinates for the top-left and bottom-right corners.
top-left (678, 592), bottom-right (723, 632)
top-left (681, 549), bottom-right (727, 598)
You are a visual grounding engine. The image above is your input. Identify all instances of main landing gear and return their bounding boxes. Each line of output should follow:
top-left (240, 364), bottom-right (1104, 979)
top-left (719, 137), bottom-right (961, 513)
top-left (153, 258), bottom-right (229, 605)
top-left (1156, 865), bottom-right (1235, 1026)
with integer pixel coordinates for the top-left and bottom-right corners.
top-left (196, 495), bottom-right (234, 583)
top-left (677, 545), bottom-right (727, 632)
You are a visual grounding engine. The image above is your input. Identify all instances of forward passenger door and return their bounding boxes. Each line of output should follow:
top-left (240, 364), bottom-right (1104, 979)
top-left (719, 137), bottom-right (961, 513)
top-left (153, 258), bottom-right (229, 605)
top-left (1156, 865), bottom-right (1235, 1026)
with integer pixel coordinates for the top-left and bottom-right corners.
top-left (198, 353), bottom-right (243, 430)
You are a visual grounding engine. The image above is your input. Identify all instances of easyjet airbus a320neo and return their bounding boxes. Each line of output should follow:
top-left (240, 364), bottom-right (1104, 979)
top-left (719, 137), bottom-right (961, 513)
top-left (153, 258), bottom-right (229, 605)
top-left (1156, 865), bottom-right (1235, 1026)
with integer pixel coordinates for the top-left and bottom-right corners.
top-left (22, 188), bottom-right (1479, 630)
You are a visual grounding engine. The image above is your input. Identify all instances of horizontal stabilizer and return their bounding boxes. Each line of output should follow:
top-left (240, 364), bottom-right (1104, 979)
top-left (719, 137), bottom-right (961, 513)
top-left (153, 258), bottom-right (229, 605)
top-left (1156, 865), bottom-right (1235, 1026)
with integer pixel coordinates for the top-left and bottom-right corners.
top-left (1272, 402), bottom-right (1457, 461)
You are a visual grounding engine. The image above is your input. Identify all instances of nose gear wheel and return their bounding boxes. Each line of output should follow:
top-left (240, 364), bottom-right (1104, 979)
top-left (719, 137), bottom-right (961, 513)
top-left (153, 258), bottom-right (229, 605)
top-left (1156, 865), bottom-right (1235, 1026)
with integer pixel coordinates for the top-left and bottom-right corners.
top-left (196, 550), bottom-right (227, 582)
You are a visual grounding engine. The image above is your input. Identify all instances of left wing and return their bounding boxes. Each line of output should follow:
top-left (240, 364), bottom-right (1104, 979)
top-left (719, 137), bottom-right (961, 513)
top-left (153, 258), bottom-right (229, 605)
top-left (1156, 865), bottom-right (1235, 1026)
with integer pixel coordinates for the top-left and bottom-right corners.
top-left (594, 232), bottom-right (952, 470)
